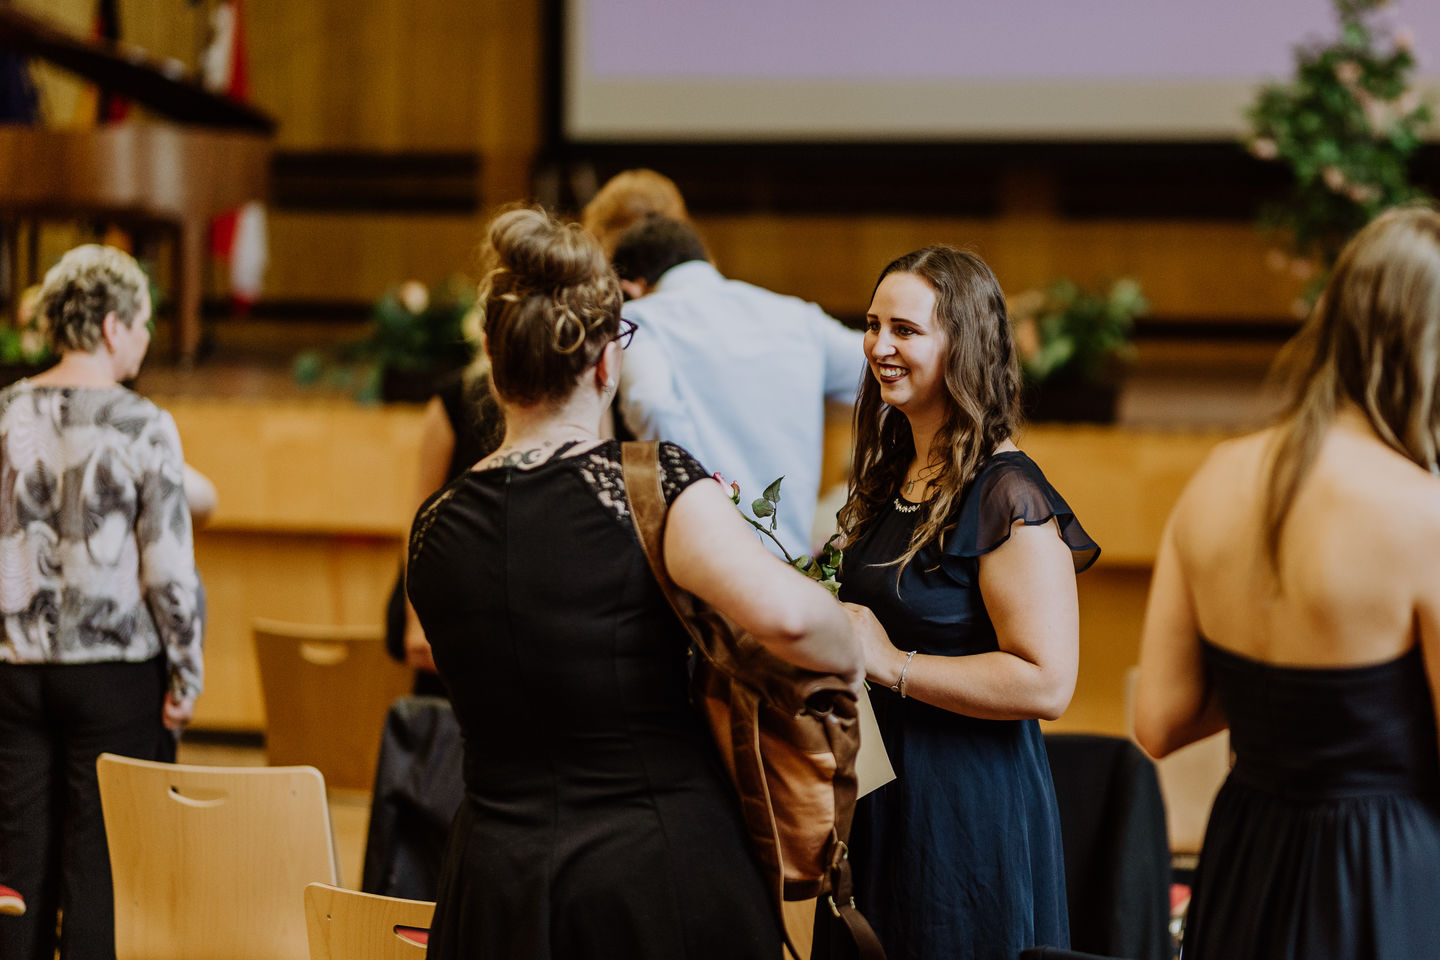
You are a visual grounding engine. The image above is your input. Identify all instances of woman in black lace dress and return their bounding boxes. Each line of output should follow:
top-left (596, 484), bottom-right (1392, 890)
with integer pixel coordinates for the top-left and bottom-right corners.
top-left (814, 245), bottom-right (1098, 960)
top-left (1136, 206), bottom-right (1440, 959)
top-left (405, 207), bottom-right (860, 960)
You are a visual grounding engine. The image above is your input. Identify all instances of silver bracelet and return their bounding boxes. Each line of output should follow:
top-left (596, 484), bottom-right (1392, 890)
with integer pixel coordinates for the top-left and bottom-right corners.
top-left (891, 650), bottom-right (918, 698)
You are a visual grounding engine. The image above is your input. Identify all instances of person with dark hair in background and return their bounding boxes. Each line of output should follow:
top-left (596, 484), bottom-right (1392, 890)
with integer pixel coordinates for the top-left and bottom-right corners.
top-left (612, 215), bottom-right (863, 556)
top-left (581, 167), bottom-right (691, 258)
top-left (813, 245), bottom-right (1098, 960)
top-left (0, 245), bottom-right (202, 960)
top-left (1136, 207), bottom-right (1440, 960)
top-left (405, 207), bottom-right (861, 959)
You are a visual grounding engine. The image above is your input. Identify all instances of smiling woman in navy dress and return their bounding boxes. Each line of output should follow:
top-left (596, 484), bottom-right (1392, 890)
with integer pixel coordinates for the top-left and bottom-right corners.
top-left (814, 245), bottom-right (1098, 960)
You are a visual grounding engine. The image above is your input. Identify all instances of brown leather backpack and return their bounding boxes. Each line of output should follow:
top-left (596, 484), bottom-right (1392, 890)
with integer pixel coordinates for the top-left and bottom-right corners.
top-left (622, 441), bottom-right (885, 960)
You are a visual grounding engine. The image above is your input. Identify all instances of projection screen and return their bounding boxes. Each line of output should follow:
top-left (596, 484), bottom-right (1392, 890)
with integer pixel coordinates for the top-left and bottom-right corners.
top-left (563, 0), bottom-right (1440, 141)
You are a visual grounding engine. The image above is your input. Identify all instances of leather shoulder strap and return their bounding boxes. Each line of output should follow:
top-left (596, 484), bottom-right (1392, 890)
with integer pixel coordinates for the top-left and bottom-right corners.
top-left (621, 440), bottom-right (685, 607)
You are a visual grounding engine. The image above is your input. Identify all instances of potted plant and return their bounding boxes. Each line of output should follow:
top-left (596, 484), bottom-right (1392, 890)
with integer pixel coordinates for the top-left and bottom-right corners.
top-left (0, 284), bottom-right (56, 388)
top-left (1009, 278), bottom-right (1147, 423)
top-left (1246, 0), bottom-right (1432, 305)
top-left (295, 278), bottom-right (476, 403)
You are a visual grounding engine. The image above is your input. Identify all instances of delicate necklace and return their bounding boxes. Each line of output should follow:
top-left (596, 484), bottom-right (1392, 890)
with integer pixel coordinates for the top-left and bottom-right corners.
top-left (893, 497), bottom-right (922, 514)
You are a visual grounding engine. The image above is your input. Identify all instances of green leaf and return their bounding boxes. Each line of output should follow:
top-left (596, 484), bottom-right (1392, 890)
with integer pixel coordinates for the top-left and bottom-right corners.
top-left (762, 476), bottom-right (784, 504)
top-left (751, 499), bottom-right (774, 518)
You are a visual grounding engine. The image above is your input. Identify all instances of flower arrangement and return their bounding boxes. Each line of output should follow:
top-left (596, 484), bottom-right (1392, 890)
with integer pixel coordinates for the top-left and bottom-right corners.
top-left (1009, 278), bottom-right (1147, 387)
top-left (1246, 0), bottom-right (1432, 292)
top-left (717, 473), bottom-right (843, 595)
top-left (294, 278), bottom-right (476, 402)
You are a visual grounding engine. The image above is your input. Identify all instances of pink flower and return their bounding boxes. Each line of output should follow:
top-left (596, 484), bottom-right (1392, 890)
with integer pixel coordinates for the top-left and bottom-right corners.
top-left (1249, 137), bottom-right (1279, 160)
top-left (1333, 60), bottom-right (1362, 87)
top-left (712, 472), bottom-right (741, 503)
top-left (1321, 166), bottom-right (1347, 192)
top-left (1346, 183), bottom-right (1379, 204)
top-left (398, 280), bottom-right (429, 314)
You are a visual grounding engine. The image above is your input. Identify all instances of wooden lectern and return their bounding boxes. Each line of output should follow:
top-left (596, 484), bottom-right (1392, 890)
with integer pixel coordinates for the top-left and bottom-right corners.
top-left (0, 6), bottom-right (276, 364)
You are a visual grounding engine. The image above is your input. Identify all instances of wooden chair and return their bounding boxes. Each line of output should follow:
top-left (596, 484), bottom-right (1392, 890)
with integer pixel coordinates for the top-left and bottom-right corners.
top-left (304, 882), bottom-right (433, 960)
top-left (97, 753), bottom-right (339, 960)
top-left (254, 618), bottom-right (413, 790)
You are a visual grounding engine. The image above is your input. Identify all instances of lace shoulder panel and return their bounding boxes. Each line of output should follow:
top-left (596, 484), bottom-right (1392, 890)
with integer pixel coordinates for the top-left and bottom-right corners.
top-left (408, 479), bottom-right (461, 567)
top-left (569, 440), bottom-right (710, 527)
top-left (657, 441), bottom-right (708, 504)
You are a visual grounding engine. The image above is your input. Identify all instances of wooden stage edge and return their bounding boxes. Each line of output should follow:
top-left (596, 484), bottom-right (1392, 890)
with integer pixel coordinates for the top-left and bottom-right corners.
top-left (148, 376), bottom-right (1235, 737)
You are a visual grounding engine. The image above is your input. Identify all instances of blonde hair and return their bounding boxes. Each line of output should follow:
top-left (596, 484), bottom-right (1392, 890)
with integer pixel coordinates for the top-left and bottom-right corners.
top-left (580, 169), bottom-right (690, 257)
top-left (37, 245), bottom-right (148, 352)
top-left (1264, 204), bottom-right (1440, 567)
top-left (477, 206), bottom-right (622, 407)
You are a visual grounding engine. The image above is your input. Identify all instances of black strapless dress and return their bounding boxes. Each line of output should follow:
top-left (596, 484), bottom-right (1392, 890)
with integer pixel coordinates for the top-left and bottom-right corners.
top-left (1184, 640), bottom-right (1440, 960)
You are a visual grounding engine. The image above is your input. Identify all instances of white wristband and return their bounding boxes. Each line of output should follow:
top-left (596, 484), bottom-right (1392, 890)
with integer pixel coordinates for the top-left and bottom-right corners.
top-left (891, 650), bottom-right (918, 698)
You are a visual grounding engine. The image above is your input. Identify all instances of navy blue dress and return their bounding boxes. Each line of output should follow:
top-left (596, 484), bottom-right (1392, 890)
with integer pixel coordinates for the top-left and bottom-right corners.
top-left (1183, 640), bottom-right (1440, 959)
top-left (816, 451), bottom-right (1098, 960)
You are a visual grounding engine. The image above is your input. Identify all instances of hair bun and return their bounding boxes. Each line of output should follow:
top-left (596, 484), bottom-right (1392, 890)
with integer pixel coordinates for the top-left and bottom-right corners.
top-left (488, 207), bottom-right (608, 291)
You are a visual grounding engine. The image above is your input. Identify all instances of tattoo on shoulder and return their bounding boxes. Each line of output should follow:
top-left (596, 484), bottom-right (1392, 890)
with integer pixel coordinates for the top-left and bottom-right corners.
top-left (487, 447), bottom-right (544, 469)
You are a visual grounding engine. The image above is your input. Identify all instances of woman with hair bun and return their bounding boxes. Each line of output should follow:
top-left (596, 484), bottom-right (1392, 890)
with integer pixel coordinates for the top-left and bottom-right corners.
top-left (1137, 207), bottom-right (1440, 959)
top-left (406, 207), bottom-right (860, 960)
top-left (814, 245), bottom-right (1098, 960)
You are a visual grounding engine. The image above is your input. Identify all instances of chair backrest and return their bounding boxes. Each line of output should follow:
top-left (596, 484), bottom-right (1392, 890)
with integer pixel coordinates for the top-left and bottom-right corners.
top-left (254, 618), bottom-right (413, 790)
top-left (1043, 733), bottom-right (1171, 960)
top-left (304, 882), bottom-right (433, 960)
top-left (97, 753), bottom-right (339, 960)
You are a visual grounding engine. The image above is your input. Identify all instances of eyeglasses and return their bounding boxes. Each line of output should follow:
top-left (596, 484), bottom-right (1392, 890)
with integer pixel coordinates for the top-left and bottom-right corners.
top-left (614, 317), bottom-right (637, 350)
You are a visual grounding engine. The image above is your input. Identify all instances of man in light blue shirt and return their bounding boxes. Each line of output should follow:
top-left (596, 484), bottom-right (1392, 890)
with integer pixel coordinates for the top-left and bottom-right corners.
top-left (613, 216), bottom-right (864, 557)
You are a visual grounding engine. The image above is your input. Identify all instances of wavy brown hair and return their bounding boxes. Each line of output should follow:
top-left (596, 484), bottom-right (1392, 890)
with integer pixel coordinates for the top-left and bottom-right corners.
top-left (1264, 205), bottom-right (1440, 569)
top-left (477, 206), bottom-right (622, 407)
top-left (837, 245), bottom-right (1022, 575)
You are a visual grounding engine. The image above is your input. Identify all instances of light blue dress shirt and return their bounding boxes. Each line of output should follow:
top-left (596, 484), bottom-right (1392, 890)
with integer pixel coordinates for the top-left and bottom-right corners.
top-left (619, 260), bottom-right (864, 557)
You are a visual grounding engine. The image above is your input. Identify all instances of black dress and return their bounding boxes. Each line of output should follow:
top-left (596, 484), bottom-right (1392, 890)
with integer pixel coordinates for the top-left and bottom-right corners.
top-left (816, 451), bottom-right (1099, 960)
top-left (1182, 640), bottom-right (1440, 960)
top-left (406, 440), bottom-right (782, 960)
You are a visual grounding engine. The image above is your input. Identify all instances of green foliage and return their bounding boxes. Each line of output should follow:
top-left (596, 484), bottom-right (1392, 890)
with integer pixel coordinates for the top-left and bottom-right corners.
top-left (1011, 278), bottom-right (1147, 385)
top-left (1247, 0), bottom-right (1432, 269)
top-left (724, 474), bottom-right (844, 594)
top-left (293, 278), bottom-right (476, 402)
top-left (350, 278), bottom-right (475, 373)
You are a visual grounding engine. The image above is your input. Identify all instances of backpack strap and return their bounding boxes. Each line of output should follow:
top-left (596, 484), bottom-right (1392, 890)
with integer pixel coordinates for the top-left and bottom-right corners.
top-left (620, 441), bottom-right (683, 602)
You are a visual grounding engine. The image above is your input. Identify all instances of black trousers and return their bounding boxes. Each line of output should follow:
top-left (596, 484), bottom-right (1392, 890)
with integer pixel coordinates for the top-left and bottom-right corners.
top-left (0, 656), bottom-right (169, 960)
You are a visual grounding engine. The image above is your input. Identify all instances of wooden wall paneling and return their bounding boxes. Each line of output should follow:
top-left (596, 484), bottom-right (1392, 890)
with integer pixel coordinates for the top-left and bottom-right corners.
top-left (1048, 566), bottom-right (1155, 737)
top-left (165, 399), bottom-right (426, 534)
top-left (475, 0), bottom-right (545, 206)
top-left (697, 214), bottom-right (1308, 323)
top-left (264, 211), bottom-right (485, 303)
top-left (192, 530), bottom-right (401, 730)
top-left (247, 0), bottom-right (488, 151)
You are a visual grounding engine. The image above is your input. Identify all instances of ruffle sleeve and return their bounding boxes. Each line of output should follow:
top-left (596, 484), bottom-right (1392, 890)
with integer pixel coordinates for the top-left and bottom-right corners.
top-left (938, 453), bottom-right (1099, 581)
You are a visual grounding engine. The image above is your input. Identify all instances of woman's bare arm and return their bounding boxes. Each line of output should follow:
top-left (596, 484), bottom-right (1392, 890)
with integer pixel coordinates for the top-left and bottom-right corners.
top-left (858, 519), bottom-right (1079, 722)
top-left (1134, 515), bottom-right (1226, 758)
top-left (663, 479), bottom-right (861, 683)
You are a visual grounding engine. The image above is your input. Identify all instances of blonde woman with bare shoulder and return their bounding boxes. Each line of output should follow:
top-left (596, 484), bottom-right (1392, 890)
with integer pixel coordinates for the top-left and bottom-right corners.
top-left (1136, 206), bottom-right (1440, 960)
